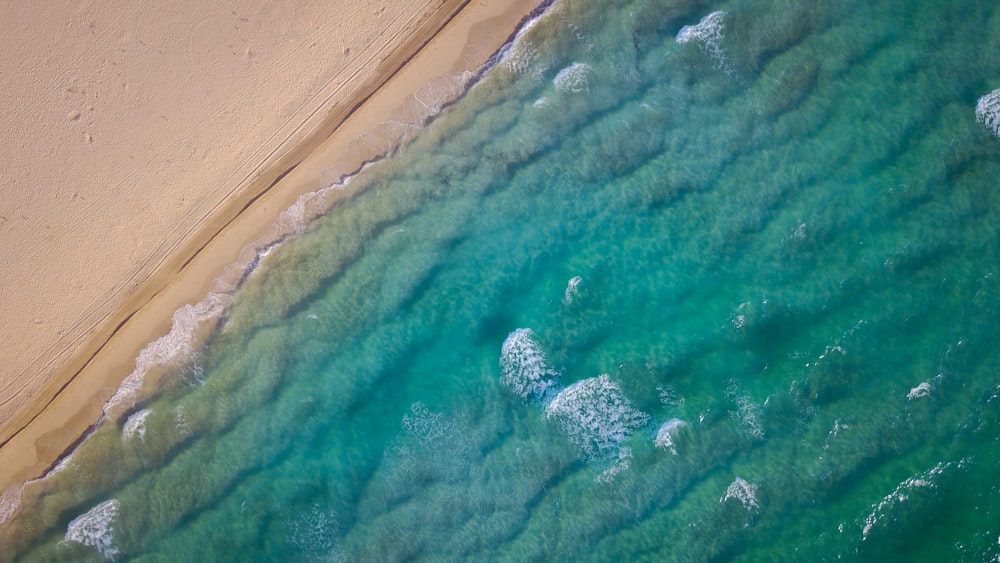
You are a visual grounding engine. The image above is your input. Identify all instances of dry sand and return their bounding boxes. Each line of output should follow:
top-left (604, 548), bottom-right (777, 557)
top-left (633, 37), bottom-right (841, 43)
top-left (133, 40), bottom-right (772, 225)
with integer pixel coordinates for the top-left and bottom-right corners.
top-left (0, 0), bottom-right (542, 520)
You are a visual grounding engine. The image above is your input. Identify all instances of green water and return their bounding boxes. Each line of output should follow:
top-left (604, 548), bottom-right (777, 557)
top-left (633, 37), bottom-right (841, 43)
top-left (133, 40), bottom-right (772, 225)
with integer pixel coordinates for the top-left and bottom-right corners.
top-left (6, 0), bottom-right (1000, 560)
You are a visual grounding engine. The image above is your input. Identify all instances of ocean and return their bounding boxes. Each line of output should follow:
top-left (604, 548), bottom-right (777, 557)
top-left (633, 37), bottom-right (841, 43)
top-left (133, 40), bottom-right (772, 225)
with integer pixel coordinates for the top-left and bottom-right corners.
top-left (4, 0), bottom-right (1000, 560)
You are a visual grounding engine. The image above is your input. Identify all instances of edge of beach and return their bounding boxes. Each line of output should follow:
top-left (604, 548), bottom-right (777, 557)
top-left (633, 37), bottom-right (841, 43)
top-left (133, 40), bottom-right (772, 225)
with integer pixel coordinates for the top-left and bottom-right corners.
top-left (0, 0), bottom-right (545, 525)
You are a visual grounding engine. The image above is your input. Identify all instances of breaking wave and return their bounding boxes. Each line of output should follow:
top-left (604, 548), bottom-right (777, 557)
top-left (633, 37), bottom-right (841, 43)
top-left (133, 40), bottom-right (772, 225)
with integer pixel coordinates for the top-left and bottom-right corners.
top-left (861, 460), bottom-right (966, 541)
top-left (544, 374), bottom-right (649, 458)
top-left (500, 328), bottom-right (560, 402)
top-left (553, 62), bottom-right (593, 93)
top-left (721, 476), bottom-right (760, 512)
top-left (122, 408), bottom-right (152, 442)
top-left (976, 88), bottom-right (1000, 138)
top-left (676, 11), bottom-right (733, 75)
top-left (654, 417), bottom-right (687, 454)
top-left (63, 499), bottom-right (120, 560)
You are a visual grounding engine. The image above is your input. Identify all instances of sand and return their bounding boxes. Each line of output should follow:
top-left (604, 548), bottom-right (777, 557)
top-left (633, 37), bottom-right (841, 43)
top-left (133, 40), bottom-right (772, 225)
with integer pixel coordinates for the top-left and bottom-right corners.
top-left (0, 0), bottom-right (542, 521)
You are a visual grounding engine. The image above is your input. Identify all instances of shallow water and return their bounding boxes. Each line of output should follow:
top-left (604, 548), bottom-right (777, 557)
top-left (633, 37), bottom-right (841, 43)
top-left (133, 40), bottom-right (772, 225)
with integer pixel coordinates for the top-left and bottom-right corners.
top-left (5, 0), bottom-right (1000, 560)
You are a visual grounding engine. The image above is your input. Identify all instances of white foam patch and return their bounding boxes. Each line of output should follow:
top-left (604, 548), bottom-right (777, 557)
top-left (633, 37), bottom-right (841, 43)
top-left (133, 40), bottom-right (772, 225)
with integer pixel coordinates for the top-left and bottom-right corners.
top-left (65, 499), bottom-right (120, 560)
top-left (731, 302), bottom-right (749, 330)
top-left (862, 461), bottom-right (959, 541)
top-left (720, 476), bottom-right (759, 511)
top-left (500, 328), bottom-right (560, 402)
top-left (595, 446), bottom-right (632, 484)
top-left (676, 11), bottom-right (733, 75)
top-left (725, 380), bottom-right (765, 439)
top-left (977, 88), bottom-right (1000, 138)
top-left (654, 418), bottom-right (687, 454)
top-left (122, 408), bottom-right (152, 442)
top-left (563, 275), bottom-right (582, 305)
top-left (907, 381), bottom-right (932, 400)
top-left (676, 11), bottom-right (726, 46)
top-left (553, 62), bottom-right (592, 93)
top-left (498, 10), bottom-right (546, 78)
top-left (544, 374), bottom-right (649, 458)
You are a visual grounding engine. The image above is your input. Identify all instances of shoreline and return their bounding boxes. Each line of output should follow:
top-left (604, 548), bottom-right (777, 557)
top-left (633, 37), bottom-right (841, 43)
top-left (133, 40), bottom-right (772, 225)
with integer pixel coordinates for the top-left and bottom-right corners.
top-left (0, 0), bottom-right (544, 524)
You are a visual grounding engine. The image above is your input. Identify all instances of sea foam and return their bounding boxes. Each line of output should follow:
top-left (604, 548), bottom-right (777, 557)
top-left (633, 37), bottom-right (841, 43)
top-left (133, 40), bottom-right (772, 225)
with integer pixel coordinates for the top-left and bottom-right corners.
top-left (976, 88), bottom-right (1000, 138)
top-left (676, 11), bottom-right (733, 75)
top-left (544, 374), bottom-right (649, 458)
top-left (720, 476), bottom-right (760, 512)
top-left (500, 328), bottom-right (560, 402)
top-left (104, 292), bottom-right (230, 418)
top-left (563, 275), bottom-right (582, 305)
top-left (553, 62), bottom-right (593, 93)
top-left (122, 408), bottom-right (152, 442)
top-left (64, 499), bottom-right (120, 560)
top-left (907, 381), bottom-right (932, 400)
top-left (654, 417), bottom-right (687, 454)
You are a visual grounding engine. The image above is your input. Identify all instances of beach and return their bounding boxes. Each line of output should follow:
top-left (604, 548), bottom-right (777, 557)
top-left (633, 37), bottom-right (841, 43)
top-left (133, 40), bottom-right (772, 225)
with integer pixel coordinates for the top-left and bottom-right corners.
top-left (4, 0), bottom-right (1000, 558)
top-left (0, 0), bottom-right (541, 522)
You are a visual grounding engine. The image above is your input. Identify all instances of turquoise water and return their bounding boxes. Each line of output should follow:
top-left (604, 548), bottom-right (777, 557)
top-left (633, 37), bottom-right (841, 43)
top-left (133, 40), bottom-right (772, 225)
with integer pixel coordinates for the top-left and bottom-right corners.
top-left (6, 0), bottom-right (1000, 560)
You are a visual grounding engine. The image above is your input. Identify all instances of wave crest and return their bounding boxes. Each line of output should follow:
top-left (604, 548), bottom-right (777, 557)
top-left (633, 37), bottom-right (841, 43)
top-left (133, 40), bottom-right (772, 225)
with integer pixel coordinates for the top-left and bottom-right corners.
top-left (64, 499), bottom-right (120, 560)
top-left (544, 374), bottom-right (649, 458)
top-left (976, 88), bottom-right (1000, 138)
top-left (500, 328), bottom-right (560, 402)
top-left (553, 62), bottom-right (592, 93)
top-left (122, 409), bottom-right (152, 442)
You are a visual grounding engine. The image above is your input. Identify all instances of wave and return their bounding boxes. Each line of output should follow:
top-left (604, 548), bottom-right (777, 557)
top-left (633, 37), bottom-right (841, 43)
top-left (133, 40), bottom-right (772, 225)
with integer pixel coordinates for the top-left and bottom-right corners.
top-left (500, 329), bottom-right (652, 463)
top-left (675, 11), bottom-right (733, 76)
top-left (553, 62), bottom-right (592, 93)
top-left (976, 88), bottom-right (1000, 138)
top-left (720, 476), bottom-right (760, 512)
top-left (319, 72), bottom-right (474, 188)
top-left (122, 408), bottom-right (152, 442)
top-left (103, 293), bottom-right (229, 419)
top-left (319, 3), bottom-right (559, 190)
top-left (500, 328), bottom-right (560, 402)
top-left (907, 381), bottom-right (932, 400)
top-left (63, 499), bottom-right (120, 560)
top-left (563, 275), bottom-right (582, 305)
top-left (861, 459), bottom-right (967, 541)
top-left (654, 417), bottom-right (687, 454)
top-left (544, 374), bottom-right (649, 458)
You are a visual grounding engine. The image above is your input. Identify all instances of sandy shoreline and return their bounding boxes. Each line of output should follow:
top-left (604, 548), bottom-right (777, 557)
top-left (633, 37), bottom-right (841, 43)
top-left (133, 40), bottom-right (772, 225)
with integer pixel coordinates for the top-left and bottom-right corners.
top-left (0, 0), bottom-right (542, 522)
